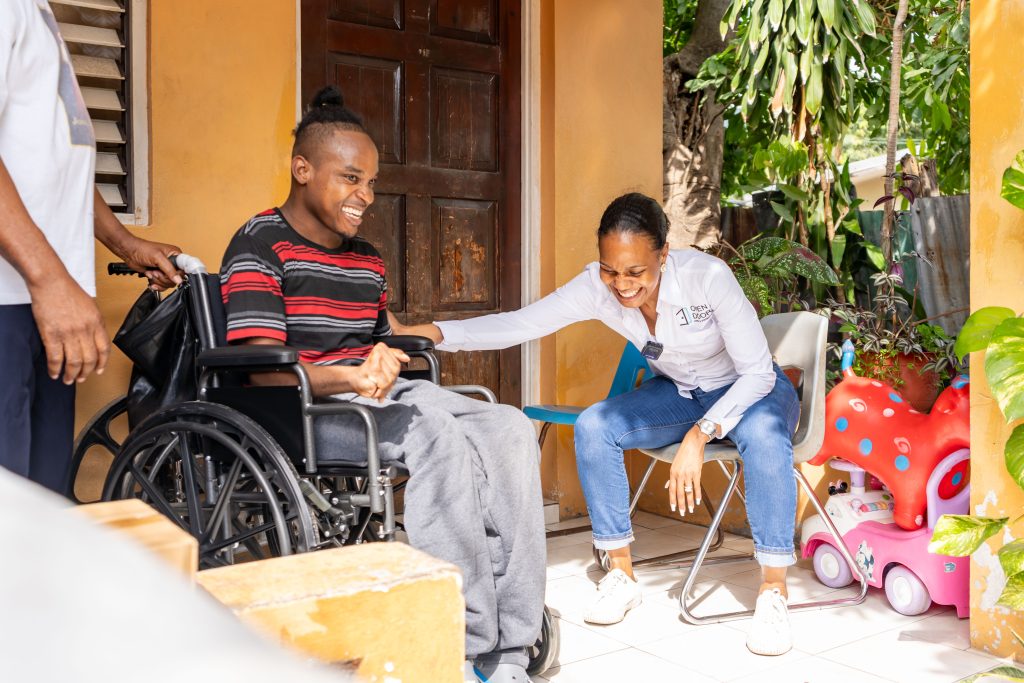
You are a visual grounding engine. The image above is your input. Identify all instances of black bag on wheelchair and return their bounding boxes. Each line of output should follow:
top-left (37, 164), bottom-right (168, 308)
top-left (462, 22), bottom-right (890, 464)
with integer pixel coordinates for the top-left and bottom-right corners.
top-left (112, 287), bottom-right (200, 429)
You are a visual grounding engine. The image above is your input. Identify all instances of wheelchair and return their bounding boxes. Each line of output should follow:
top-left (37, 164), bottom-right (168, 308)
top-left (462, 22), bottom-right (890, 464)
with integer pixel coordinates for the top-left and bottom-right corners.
top-left (71, 254), bottom-right (559, 676)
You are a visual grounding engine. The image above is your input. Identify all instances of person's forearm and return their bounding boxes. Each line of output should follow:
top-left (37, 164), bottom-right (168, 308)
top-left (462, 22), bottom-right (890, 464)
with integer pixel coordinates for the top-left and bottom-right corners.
top-left (0, 158), bottom-right (73, 289)
top-left (249, 361), bottom-right (363, 397)
top-left (399, 322), bottom-right (443, 343)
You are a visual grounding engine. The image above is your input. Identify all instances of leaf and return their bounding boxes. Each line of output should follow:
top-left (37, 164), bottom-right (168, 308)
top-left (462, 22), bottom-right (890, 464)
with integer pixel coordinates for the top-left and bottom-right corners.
top-left (770, 200), bottom-right (795, 222)
top-left (985, 317), bottom-right (1024, 422)
top-left (863, 242), bottom-right (885, 270)
top-left (1002, 150), bottom-right (1024, 210)
top-left (954, 306), bottom-right (1016, 361)
top-left (830, 233), bottom-right (847, 268)
top-left (872, 195), bottom-right (894, 209)
top-left (796, 0), bottom-right (813, 44)
top-left (738, 236), bottom-right (794, 260)
top-left (1006, 423), bottom-right (1024, 493)
top-left (928, 515), bottom-right (1009, 557)
top-left (771, 250), bottom-right (840, 285)
top-left (806, 59), bottom-right (823, 115)
top-left (777, 183), bottom-right (812, 202)
top-left (975, 667), bottom-right (1024, 683)
top-left (998, 572), bottom-right (1024, 611)
top-left (898, 186), bottom-right (916, 204)
top-left (816, 0), bottom-right (837, 31)
top-left (998, 540), bottom-right (1024, 579)
top-left (768, 0), bottom-right (784, 30)
top-left (853, 0), bottom-right (876, 36)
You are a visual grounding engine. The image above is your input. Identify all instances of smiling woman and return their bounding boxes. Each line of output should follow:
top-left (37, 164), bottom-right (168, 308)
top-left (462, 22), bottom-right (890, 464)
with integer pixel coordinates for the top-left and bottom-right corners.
top-left (398, 192), bottom-right (804, 656)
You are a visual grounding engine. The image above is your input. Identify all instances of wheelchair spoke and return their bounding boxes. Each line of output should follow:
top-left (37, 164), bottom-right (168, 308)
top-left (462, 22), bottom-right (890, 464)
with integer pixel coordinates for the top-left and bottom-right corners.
top-left (201, 517), bottom-right (278, 556)
top-left (128, 462), bottom-right (189, 532)
top-left (176, 432), bottom-right (206, 537)
top-left (200, 458), bottom-right (243, 546)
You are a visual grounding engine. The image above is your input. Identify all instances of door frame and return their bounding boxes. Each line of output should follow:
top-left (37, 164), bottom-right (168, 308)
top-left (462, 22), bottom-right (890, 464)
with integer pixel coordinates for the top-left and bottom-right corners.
top-left (293, 0), bottom-right (542, 407)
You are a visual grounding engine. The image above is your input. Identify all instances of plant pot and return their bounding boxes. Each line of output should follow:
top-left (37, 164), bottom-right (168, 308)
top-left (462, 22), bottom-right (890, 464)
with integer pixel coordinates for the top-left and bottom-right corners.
top-left (859, 352), bottom-right (942, 412)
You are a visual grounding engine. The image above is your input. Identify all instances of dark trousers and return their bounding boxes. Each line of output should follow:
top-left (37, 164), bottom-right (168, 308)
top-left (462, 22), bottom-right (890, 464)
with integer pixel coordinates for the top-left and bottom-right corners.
top-left (0, 305), bottom-right (76, 495)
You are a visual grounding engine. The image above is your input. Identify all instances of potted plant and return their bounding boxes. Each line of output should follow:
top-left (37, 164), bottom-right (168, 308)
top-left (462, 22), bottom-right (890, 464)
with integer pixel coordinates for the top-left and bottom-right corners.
top-left (818, 270), bottom-right (960, 411)
top-left (706, 235), bottom-right (840, 318)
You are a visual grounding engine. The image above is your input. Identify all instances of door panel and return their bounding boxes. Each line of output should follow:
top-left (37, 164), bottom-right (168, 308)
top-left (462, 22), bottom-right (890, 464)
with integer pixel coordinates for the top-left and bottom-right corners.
top-left (302, 0), bottom-right (521, 404)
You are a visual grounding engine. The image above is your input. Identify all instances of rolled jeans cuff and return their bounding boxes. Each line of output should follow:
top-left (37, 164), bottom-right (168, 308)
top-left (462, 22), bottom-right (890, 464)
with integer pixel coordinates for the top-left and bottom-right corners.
top-left (592, 531), bottom-right (634, 551)
top-left (754, 546), bottom-right (796, 568)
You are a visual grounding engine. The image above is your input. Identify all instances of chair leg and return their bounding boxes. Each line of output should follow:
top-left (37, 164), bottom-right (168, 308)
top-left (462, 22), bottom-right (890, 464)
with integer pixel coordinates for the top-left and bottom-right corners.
top-left (678, 465), bottom-right (869, 625)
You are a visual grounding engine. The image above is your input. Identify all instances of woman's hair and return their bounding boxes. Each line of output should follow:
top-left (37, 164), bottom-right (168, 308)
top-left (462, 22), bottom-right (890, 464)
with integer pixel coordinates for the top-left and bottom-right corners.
top-left (292, 86), bottom-right (368, 157)
top-left (597, 192), bottom-right (669, 250)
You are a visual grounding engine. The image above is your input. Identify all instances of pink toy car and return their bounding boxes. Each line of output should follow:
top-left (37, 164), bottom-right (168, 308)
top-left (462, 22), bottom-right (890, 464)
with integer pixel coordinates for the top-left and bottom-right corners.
top-left (800, 448), bottom-right (970, 617)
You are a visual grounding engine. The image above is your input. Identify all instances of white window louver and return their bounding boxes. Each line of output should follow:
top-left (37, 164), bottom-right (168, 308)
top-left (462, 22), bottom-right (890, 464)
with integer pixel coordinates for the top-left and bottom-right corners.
top-left (49, 0), bottom-right (131, 210)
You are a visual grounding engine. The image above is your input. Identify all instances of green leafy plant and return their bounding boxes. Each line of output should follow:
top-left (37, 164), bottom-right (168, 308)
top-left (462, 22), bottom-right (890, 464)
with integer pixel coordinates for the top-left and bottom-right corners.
top-left (705, 235), bottom-right (839, 317)
top-left (819, 271), bottom-right (959, 388)
top-left (1002, 149), bottom-right (1024, 210)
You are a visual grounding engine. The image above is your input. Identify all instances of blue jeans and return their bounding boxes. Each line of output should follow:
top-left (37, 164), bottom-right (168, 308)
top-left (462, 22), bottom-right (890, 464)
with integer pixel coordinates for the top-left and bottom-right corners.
top-left (573, 364), bottom-right (800, 567)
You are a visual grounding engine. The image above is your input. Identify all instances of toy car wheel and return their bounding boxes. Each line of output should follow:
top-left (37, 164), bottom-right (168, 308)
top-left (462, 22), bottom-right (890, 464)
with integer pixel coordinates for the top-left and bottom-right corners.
top-left (812, 543), bottom-right (855, 588)
top-left (884, 565), bottom-right (932, 616)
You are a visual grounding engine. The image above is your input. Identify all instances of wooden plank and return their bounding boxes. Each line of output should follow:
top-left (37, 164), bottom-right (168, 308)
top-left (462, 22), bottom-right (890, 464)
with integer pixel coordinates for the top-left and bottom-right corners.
top-left (73, 499), bottom-right (197, 581)
top-left (198, 544), bottom-right (464, 683)
top-left (96, 152), bottom-right (125, 175)
top-left (82, 86), bottom-right (123, 111)
top-left (50, 0), bottom-right (124, 12)
top-left (92, 119), bottom-right (124, 144)
top-left (71, 54), bottom-right (123, 80)
top-left (57, 22), bottom-right (122, 48)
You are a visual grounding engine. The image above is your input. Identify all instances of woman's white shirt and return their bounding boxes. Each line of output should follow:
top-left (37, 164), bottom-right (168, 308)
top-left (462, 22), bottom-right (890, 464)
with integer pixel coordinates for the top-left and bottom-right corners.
top-left (435, 249), bottom-right (775, 437)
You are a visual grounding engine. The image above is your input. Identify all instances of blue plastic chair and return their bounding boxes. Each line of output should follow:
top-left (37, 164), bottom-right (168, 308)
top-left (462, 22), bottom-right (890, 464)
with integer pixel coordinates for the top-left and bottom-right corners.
top-left (523, 341), bottom-right (653, 449)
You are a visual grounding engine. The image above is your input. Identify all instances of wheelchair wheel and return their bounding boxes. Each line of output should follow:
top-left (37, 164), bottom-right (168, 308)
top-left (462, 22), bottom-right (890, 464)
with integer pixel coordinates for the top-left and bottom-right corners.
top-left (526, 605), bottom-right (559, 676)
top-left (102, 401), bottom-right (317, 568)
top-left (69, 395), bottom-right (129, 503)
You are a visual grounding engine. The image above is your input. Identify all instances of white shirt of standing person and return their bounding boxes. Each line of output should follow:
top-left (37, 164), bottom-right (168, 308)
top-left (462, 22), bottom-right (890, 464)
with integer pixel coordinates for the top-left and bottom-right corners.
top-left (435, 249), bottom-right (777, 438)
top-left (0, 0), bottom-right (96, 305)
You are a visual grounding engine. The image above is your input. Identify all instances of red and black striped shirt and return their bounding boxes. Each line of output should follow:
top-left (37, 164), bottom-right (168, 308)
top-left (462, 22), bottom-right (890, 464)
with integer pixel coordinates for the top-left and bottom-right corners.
top-left (221, 208), bottom-right (391, 365)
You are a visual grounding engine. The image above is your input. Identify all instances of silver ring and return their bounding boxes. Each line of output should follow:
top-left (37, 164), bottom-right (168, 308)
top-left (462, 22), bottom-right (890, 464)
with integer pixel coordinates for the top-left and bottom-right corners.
top-left (683, 485), bottom-right (694, 493)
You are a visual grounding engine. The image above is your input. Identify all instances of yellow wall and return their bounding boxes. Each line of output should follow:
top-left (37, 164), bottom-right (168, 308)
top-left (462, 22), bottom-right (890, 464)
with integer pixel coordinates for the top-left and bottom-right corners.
top-left (538, 0), bottom-right (663, 517)
top-left (970, 0), bottom-right (1024, 661)
top-left (75, 0), bottom-right (297, 498)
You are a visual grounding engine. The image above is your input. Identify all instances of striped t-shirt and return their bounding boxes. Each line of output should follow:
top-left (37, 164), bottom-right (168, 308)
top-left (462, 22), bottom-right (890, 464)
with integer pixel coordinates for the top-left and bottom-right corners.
top-left (221, 208), bottom-right (391, 365)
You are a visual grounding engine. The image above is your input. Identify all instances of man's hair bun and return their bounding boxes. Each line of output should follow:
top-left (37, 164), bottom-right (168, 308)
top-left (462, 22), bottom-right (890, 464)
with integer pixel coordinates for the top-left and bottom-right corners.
top-left (312, 85), bottom-right (345, 109)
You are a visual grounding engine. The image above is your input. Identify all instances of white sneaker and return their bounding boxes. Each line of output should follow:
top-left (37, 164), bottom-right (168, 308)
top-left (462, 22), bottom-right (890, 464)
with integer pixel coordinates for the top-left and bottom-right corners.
top-left (746, 588), bottom-right (792, 656)
top-left (583, 568), bottom-right (642, 625)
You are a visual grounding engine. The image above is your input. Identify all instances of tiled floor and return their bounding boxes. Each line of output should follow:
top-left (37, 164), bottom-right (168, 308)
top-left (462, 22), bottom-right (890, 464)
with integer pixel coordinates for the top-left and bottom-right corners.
top-left (537, 511), bottom-right (1010, 683)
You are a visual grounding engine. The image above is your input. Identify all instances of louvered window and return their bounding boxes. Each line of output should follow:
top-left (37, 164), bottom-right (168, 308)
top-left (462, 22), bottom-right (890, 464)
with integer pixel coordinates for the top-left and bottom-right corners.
top-left (49, 0), bottom-right (147, 222)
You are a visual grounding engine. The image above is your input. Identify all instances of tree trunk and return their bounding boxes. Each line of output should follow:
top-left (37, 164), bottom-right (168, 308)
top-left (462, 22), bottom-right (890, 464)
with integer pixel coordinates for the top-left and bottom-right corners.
top-left (881, 0), bottom-right (911, 269)
top-left (663, 0), bottom-right (732, 249)
top-left (900, 154), bottom-right (941, 198)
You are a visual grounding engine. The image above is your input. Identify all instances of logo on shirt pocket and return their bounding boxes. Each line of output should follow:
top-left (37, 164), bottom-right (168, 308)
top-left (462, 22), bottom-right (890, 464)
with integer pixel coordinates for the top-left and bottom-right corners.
top-left (676, 305), bottom-right (714, 326)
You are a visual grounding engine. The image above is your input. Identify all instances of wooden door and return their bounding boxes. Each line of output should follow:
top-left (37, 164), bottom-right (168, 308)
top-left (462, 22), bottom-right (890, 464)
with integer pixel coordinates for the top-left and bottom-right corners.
top-left (301, 0), bottom-right (522, 405)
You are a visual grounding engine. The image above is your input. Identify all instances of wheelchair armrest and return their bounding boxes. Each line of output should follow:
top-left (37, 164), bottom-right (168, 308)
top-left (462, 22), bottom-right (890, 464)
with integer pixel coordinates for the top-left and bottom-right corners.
top-left (198, 345), bottom-right (299, 369)
top-left (373, 335), bottom-right (435, 352)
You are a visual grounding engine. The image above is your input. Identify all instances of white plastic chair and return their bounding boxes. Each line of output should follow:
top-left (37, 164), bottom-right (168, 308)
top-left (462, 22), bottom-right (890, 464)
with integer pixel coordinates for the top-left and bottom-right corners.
top-left (636, 311), bottom-right (869, 623)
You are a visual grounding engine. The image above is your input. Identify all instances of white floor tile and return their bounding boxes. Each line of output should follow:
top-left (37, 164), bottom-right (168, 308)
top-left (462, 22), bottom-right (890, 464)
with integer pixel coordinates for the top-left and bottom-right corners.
top-left (546, 516), bottom-right (591, 533)
top-left (541, 647), bottom-right (716, 682)
top-left (819, 622), bottom-right (1001, 683)
top-left (895, 611), bottom-right (972, 650)
top-left (637, 623), bottom-right (812, 681)
top-left (546, 541), bottom-right (600, 576)
top-left (780, 591), bottom-right (952, 655)
top-left (544, 574), bottom-right (601, 626)
top-left (730, 654), bottom-right (894, 683)
top-left (577, 596), bottom-right (698, 647)
top-left (630, 510), bottom-right (682, 530)
top-left (721, 565), bottom-right (847, 603)
top-left (546, 618), bottom-right (627, 666)
top-left (646, 577), bottom-right (761, 618)
top-left (546, 530), bottom-right (593, 550)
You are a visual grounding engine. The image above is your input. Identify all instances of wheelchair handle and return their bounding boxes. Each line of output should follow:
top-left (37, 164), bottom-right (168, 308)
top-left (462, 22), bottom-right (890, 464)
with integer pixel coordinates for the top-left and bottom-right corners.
top-left (105, 253), bottom-right (207, 278)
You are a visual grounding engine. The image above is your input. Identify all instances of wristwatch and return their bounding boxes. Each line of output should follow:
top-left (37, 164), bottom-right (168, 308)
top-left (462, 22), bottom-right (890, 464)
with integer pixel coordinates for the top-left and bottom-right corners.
top-left (696, 418), bottom-right (719, 441)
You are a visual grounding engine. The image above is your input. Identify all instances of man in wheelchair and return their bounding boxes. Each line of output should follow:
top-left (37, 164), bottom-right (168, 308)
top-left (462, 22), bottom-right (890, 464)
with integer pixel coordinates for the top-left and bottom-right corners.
top-left (219, 86), bottom-right (545, 683)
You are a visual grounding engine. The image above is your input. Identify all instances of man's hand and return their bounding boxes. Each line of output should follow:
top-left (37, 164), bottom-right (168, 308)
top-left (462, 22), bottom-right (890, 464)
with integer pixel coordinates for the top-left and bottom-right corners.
top-left (114, 235), bottom-right (183, 290)
top-left (28, 274), bottom-right (110, 384)
top-left (667, 425), bottom-right (710, 515)
top-left (351, 343), bottom-right (410, 401)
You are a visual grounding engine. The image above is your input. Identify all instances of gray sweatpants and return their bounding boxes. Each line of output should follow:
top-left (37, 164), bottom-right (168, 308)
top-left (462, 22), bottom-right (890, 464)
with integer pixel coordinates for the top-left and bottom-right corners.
top-left (312, 378), bottom-right (546, 664)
